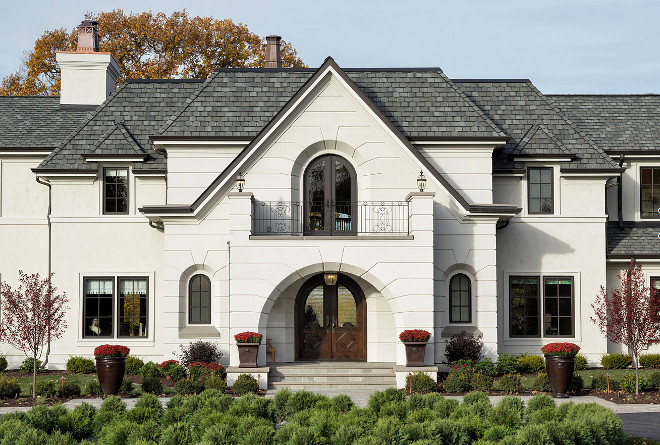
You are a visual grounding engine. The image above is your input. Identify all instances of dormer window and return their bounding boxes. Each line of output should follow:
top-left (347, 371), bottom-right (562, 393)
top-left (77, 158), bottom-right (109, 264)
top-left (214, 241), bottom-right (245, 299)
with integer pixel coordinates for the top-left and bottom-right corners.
top-left (104, 168), bottom-right (128, 214)
top-left (528, 167), bottom-right (553, 214)
top-left (641, 167), bottom-right (660, 218)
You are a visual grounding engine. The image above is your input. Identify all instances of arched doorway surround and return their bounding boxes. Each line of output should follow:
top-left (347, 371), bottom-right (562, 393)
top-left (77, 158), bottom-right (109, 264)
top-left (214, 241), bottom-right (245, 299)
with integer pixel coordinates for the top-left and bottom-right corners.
top-left (302, 154), bottom-right (357, 235)
top-left (295, 273), bottom-right (366, 360)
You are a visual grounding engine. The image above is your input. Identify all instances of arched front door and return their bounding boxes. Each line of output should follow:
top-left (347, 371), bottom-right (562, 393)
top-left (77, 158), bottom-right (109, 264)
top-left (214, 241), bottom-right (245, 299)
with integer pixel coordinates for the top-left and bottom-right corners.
top-left (303, 154), bottom-right (356, 235)
top-left (296, 274), bottom-right (366, 360)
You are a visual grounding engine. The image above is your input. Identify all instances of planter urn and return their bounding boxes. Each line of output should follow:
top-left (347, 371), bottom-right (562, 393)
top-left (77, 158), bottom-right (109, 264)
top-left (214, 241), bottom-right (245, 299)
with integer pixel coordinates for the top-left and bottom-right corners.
top-left (403, 342), bottom-right (427, 367)
top-left (237, 343), bottom-right (260, 368)
top-left (96, 356), bottom-right (126, 396)
top-left (544, 355), bottom-right (575, 398)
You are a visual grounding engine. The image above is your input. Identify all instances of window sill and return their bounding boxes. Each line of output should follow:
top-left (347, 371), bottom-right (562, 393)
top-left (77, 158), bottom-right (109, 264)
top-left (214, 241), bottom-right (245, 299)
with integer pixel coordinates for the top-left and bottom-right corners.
top-left (179, 325), bottom-right (220, 338)
top-left (249, 235), bottom-right (414, 241)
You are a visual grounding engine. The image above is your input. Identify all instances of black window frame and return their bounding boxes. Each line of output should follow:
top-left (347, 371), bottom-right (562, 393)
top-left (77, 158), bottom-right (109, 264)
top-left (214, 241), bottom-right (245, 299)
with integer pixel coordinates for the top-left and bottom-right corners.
top-left (640, 167), bottom-right (660, 219)
top-left (542, 276), bottom-right (574, 338)
top-left (82, 276), bottom-right (149, 339)
top-left (117, 276), bottom-right (149, 338)
top-left (527, 167), bottom-right (554, 214)
top-left (188, 274), bottom-right (212, 324)
top-left (449, 273), bottom-right (472, 323)
top-left (82, 277), bottom-right (115, 338)
top-left (651, 277), bottom-right (660, 323)
top-left (103, 167), bottom-right (129, 215)
top-left (509, 276), bottom-right (541, 338)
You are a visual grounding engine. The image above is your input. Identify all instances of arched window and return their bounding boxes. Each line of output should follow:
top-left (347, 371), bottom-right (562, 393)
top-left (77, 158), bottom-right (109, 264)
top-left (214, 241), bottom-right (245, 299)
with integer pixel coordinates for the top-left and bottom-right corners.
top-left (303, 154), bottom-right (356, 235)
top-left (189, 274), bottom-right (211, 324)
top-left (449, 273), bottom-right (471, 323)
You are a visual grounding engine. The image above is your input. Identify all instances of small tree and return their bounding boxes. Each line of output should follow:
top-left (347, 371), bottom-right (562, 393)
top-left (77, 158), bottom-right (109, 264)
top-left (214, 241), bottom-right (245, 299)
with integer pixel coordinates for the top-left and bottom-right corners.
top-left (0, 271), bottom-right (68, 398)
top-left (591, 261), bottom-right (660, 395)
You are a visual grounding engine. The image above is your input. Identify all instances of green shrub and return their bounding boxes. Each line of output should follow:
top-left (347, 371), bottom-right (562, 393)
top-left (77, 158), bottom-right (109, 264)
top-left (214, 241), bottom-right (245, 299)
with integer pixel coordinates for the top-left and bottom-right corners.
top-left (621, 373), bottom-right (649, 393)
top-left (201, 373), bottom-right (227, 392)
top-left (497, 373), bottom-right (522, 393)
top-left (126, 394), bottom-right (164, 424)
top-left (138, 362), bottom-right (163, 380)
top-left (591, 374), bottom-right (619, 391)
top-left (471, 372), bottom-right (494, 391)
top-left (85, 379), bottom-right (103, 396)
top-left (0, 355), bottom-right (7, 372)
top-left (125, 356), bottom-right (144, 375)
top-left (379, 400), bottom-right (407, 420)
top-left (532, 372), bottom-right (551, 392)
top-left (639, 353), bottom-right (660, 369)
top-left (58, 381), bottom-right (81, 398)
top-left (97, 419), bottom-right (140, 445)
top-left (286, 390), bottom-right (327, 417)
top-left (405, 371), bottom-right (437, 394)
top-left (648, 371), bottom-right (660, 389)
top-left (271, 387), bottom-right (292, 421)
top-left (232, 373), bottom-right (259, 395)
top-left (58, 403), bottom-right (95, 441)
top-left (496, 354), bottom-right (518, 376)
top-left (574, 353), bottom-right (588, 370)
top-left (514, 423), bottom-right (553, 444)
top-left (331, 394), bottom-right (354, 413)
top-left (120, 377), bottom-right (134, 394)
top-left (174, 377), bottom-right (204, 395)
top-left (473, 358), bottom-right (497, 377)
top-left (517, 355), bottom-right (545, 374)
top-left (19, 358), bottom-right (44, 373)
top-left (601, 353), bottom-right (632, 369)
top-left (65, 356), bottom-right (95, 374)
top-left (0, 376), bottom-right (21, 398)
top-left (569, 374), bottom-right (584, 392)
top-left (31, 379), bottom-right (57, 397)
top-left (162, 362), bottom-right (186, 382)
top-left (100, 395), bottom-right (126, 413)
top-left (24, 404), bottom-right (59, 433)
top-left (141, 377), bottom-right (163, 395)
top-left (443, 364), bottom-right (471, 393)
top-left (491, 396), bottom-right (523, 429)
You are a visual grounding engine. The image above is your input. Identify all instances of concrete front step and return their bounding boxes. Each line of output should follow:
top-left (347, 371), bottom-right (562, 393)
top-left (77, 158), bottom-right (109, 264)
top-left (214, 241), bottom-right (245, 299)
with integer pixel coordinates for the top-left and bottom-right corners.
top-left (269, 373), bottom-right (395, 383)
top-left (269, 381), bottom-right (396, 391)
top-left (268, 361), bottom-right (397, 390)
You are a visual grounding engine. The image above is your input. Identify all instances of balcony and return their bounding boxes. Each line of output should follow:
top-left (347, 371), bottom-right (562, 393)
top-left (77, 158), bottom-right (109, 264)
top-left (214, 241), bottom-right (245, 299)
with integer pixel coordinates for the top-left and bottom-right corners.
top-left (252, 201), bottom-right (410, 236)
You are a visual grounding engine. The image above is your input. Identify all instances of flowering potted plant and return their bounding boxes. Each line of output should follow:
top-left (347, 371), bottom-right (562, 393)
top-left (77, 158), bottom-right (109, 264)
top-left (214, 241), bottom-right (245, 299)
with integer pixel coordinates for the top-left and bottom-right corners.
top-left (541, 342), bottom-right (580, 398)
top-left (234, 331), bottom-right (263, 368)
top-left (94, 344), bottom-right (130, 396)
top-left (399, 329), bottom-right (431, 367)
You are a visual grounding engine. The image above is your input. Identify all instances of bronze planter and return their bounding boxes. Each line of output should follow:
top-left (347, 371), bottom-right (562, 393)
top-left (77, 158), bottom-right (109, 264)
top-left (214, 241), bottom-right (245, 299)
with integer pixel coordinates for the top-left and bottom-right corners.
top-left (96, 356), bottom-right (126, 396)
top-left (237, 343), bottom-right (260, 368)
top-left (544, 355), bottom-right (575, 398)
top-left (404, 342), bottom-right (427, 367)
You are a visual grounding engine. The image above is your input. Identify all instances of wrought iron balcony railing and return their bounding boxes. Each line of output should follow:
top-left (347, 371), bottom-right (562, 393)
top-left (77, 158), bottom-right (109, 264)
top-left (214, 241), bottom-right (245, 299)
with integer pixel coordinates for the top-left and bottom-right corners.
top-left (252, 201), bottom-right (410, 236)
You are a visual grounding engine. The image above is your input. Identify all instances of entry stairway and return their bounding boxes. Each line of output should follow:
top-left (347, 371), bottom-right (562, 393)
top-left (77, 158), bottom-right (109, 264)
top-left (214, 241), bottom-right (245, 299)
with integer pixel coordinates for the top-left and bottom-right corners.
top-left (268, 361), bottom-right (397, 392)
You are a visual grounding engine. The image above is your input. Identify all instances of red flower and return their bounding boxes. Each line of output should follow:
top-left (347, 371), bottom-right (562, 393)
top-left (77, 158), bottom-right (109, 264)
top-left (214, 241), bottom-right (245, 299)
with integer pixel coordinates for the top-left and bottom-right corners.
top-left (234, 331), bottom-right (263, 343)
top-left (189, 362), bottom-right (224, 371)
top-left (399, 329), bottom-right (431, 343)
top-left (94, 344), bottom-right (130, 358)
top-left (541, 342), bottom-right (580, 357)
top-left (159, 359), bottom-right (179, 369)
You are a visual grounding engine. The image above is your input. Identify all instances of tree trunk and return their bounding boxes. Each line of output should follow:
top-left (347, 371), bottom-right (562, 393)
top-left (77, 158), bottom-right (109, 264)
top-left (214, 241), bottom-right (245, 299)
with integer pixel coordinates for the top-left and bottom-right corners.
top-left (634, 351), bottom-right (640, 395)
top-left (32, 354), bottom-right (37, 398)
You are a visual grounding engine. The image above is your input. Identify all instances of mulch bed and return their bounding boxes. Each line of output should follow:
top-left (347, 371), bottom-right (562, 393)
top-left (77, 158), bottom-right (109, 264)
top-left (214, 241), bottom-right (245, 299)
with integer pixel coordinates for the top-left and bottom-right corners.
top-left (592, 390), bottom-right (660, 404)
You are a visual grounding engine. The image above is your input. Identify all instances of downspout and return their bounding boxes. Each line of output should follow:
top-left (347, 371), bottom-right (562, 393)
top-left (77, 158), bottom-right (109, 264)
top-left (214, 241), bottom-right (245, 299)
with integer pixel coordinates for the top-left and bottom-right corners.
top-left (35, 176), bottom-right (52, 367)
top-left (618, 154), bottom-right (625, 230)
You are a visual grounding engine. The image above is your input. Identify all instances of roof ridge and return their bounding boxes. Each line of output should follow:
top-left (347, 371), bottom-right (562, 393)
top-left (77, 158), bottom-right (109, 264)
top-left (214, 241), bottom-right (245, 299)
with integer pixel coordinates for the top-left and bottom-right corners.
top-left (548, 93), bottom-right (660, 97)
top-left (525, 82), bottom-right (619, 169)
top-left (36, 84), bottom-right (129, 170)
top-left (155, 71), bottom-right (221, 136)
top-left (452, 79), bottom-right (532, 83)
top-left (438, 72), bottom-right (506, 137)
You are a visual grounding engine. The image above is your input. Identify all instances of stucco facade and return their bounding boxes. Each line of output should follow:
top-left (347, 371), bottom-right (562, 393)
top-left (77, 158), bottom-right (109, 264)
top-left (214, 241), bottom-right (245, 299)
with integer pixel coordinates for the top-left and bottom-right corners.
top-left (1, 33), bottom-right (659, 375)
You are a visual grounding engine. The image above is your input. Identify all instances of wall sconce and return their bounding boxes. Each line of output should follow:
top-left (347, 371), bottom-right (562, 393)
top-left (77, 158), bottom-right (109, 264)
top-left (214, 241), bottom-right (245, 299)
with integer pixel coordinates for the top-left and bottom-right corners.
top-left (324, 271), bottom-right (338, 286)
top-left (235, 172), bottom-right (245, 192)
top-left (417, 170), bottom-right (426, 192)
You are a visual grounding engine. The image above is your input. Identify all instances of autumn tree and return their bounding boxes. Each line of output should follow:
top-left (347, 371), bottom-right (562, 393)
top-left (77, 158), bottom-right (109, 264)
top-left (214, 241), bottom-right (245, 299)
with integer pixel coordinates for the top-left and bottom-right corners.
top-left (1, 10), bottom-right (305, 96)
top-left (0, 272), bottom-right (68, 398)
top-left (591, 261), bottom-right (660, 395)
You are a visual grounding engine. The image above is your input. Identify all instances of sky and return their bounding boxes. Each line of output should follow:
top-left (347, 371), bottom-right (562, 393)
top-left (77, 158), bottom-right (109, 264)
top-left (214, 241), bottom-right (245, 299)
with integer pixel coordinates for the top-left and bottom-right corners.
top-left (0, 0), bottom-right (658, 94)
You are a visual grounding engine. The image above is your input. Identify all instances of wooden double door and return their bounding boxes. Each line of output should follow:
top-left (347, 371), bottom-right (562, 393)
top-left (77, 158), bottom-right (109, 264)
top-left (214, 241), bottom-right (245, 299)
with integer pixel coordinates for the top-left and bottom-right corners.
top-left (296, 274), bottom-right (366, 360)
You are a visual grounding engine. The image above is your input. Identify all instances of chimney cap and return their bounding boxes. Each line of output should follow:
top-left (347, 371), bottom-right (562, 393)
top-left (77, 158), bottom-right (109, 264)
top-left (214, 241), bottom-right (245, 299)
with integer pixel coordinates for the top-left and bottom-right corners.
top-left (266, 35), bottom-right (282, 40)
top-left (79, 19), bottom-right (99, 27)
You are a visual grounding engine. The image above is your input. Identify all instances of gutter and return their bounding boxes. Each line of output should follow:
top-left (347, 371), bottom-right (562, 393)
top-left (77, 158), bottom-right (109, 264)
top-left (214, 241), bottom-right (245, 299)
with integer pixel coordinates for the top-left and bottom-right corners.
top-left (618, 154), bottom-right (625, 230)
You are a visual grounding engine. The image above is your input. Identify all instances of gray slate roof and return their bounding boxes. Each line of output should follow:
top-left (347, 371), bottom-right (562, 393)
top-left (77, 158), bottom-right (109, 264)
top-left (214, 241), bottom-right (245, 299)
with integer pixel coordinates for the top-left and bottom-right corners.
top-left (453, 80), bottom-right (620, 171)
top-left (38, 80), bottom-right (203, 170)
top-left (549, 95), bottom-right (660, 153)
top-left (158, 68), bottom-right (505, 139)
top-left (0, 97), bottom-right (89, 148)
top-left (607, 222), bottom-right (660, 257)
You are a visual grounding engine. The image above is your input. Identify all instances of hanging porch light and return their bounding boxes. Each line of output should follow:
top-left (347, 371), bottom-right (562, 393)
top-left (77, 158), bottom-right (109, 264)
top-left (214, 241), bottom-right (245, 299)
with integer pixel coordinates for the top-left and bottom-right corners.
top-left (417, 170), bottom-right (426, 192)
top-left (235, 172), bottom-right (245, 192)
top-left (324, 271), bottom-right (338, 286)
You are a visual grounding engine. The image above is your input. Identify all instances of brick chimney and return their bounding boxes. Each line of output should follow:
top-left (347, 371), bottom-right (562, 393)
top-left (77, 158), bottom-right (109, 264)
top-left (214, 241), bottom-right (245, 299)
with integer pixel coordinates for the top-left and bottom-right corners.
top-left (56, 20), bottom-right (120, 106)
top-left (265, 35), bottom-right (282, 68)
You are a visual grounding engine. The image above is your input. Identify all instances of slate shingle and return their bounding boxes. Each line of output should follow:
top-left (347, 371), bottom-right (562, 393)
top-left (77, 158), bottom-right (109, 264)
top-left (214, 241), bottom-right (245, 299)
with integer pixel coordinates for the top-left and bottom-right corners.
top-left (0, 97), bottom-right (89, 148)
top-left (607, 222), bottom-right (660, 256)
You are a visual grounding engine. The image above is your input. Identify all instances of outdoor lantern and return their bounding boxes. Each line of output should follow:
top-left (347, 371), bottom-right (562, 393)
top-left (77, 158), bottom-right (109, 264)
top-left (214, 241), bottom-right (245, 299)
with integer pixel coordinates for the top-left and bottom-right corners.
top-left (236, 172), bottom-right (245, 192)
top-left (417, 170), bottom-right (426, 192)
top-left (324, 271), bottom-right (338, 286)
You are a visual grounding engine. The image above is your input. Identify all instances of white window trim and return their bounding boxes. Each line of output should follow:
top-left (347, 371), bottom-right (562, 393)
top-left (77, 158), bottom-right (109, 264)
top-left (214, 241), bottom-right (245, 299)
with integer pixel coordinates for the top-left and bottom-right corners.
top-left (77, 272), bottom-right (155, 345)
top-left (446, 270), bottom-right (476, 326)
top-left (502, 271), bottom-right (581, 346)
